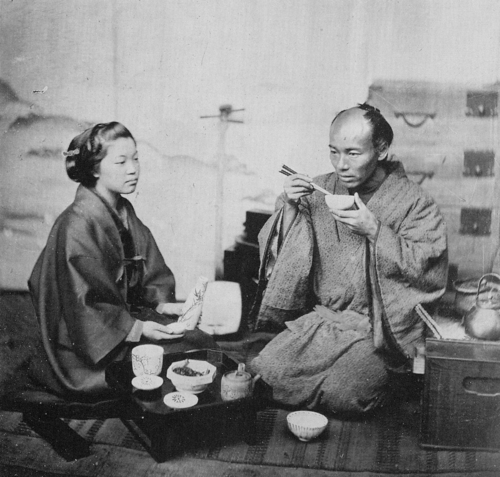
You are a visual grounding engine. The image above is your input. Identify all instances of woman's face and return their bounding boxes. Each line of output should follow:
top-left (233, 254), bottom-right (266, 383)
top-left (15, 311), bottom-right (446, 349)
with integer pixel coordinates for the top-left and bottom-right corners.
top-left (94, 137), bottom-right (139, 204)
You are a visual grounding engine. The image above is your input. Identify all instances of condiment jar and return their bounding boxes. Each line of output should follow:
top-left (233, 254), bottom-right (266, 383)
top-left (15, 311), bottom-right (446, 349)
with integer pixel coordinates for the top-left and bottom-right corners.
top-left (221, 363), bottom-right (260, 401)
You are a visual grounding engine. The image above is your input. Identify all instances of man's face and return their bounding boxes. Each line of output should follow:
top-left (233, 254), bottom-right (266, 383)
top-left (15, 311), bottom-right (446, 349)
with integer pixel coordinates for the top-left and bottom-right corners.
top-left (329, 109), bottom-right (383, 189)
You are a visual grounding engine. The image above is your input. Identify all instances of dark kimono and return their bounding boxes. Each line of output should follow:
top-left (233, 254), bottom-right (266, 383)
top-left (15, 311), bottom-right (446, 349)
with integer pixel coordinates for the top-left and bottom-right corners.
top-left (28, 185), bottom-right (178, 398)
top-left (250, 162), bottom-right (448, 414)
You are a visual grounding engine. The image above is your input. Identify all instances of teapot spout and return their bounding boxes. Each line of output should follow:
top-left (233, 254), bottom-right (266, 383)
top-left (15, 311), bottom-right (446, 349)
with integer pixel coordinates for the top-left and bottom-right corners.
top-left (252, 374), bottom-right (261, 385)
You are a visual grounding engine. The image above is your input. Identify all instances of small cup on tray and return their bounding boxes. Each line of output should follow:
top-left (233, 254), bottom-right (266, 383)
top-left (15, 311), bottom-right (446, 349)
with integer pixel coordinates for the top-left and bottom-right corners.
top-left (131, 344), bottom-right (164, 391)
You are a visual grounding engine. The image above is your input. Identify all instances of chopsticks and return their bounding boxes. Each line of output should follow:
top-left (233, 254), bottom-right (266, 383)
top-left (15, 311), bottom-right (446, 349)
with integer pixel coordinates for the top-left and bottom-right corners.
top-left (415, 304), bottom-right (444, 339)
top-left (279, 164), bottom-right (334, 196)
top-left (279, 164), bottom-right (298, 175)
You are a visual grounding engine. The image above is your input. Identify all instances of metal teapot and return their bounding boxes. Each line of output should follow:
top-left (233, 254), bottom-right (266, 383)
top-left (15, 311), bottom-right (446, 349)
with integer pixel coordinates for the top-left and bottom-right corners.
top-left (463, 273), bottom-right (500, 341)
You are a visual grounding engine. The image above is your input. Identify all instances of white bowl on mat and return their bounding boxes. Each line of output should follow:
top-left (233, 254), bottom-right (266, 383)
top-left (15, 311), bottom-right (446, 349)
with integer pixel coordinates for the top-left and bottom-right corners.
top-left (287, 411), bottom-right (328, 442)
top-left (166, 359), bottom-right (217, 394)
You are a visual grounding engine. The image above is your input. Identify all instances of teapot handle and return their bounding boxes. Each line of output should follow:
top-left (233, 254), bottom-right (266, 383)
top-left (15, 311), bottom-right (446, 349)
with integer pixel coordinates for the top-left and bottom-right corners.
top-left (236, 363), bottom-right (245, 375)
top-left (477, 273), bottom-right (500, 299)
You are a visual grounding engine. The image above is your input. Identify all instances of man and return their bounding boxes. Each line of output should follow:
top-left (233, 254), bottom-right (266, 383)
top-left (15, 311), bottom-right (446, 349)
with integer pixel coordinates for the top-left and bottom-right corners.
top-left (249, 103), bottom-right (448, 415)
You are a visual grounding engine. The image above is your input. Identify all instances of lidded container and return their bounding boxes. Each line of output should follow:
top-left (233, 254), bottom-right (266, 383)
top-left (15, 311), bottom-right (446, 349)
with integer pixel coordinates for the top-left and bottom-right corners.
top-left (220, 363), bottom-right (260, 401)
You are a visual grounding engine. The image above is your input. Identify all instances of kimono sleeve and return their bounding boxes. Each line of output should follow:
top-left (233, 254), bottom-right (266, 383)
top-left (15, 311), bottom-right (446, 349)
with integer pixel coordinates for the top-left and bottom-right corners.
top-left (370, 192), bottom-right (448, 357)
top-left (60, 221), bottom-right (136, 366)
top-left (374, 194), bottom-right (448, 290)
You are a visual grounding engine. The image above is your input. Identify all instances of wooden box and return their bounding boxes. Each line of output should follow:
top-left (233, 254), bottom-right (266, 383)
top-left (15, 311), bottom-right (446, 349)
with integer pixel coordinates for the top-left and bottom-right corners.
top-left (420, 338), bottom-right (500, 451)
top-left (243, 209), bottom-right (272, 244)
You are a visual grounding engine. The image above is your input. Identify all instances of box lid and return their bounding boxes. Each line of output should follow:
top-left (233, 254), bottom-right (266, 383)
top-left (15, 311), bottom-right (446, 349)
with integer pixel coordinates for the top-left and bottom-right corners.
top-left (426, 338), bottom-right (500, 363)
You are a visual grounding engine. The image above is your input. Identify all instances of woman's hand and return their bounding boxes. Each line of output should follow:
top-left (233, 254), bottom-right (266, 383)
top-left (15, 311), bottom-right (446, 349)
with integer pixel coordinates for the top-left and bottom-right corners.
top-left (284, 173), bottom-right (314, 204)
top-left (328, 193), bottom-right (380, 242)
top-left (158, 302), bottom-right (184, 316)
top-left (142, 321), bottom-right (178, 341)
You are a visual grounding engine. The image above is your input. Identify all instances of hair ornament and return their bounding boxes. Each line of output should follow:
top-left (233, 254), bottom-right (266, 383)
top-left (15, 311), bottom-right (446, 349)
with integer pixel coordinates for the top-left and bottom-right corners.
top-left (62, 148), bottom-right (80, 157)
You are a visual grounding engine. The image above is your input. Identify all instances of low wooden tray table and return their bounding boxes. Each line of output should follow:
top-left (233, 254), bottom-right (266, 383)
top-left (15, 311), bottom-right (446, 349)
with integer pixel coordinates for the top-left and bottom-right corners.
top-left (105, 348), bottom-right (271, 462)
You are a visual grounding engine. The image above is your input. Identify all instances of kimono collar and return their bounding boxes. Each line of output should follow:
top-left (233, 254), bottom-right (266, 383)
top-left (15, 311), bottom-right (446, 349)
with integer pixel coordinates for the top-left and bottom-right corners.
top-left (87, 188), bottom-right (129, 231)
top-left (348, 163), bottom-right (388, 204)
top-left (86, 187), bottom-right (143, 263)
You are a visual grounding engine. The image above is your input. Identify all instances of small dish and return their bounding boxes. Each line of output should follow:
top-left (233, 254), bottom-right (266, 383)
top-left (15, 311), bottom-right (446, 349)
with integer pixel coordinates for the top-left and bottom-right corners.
top-left (165, 322), bottom-right (187, 335)
top-left (131, 375), bottom-right (163, 391)
top-left (163, 392), bottom-right (199, 409)
top-left (162, 332), bottom-right (185, 340)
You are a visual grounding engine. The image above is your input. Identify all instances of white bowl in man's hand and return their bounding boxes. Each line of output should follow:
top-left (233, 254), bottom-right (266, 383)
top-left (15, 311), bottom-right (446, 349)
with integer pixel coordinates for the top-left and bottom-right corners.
top-left (325, 195), bottom-right (355, 211)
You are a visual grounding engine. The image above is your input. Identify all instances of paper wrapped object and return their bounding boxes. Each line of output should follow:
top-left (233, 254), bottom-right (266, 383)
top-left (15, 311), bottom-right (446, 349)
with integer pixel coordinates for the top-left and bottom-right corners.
top-left (178, 276), bottom-right (209, 330)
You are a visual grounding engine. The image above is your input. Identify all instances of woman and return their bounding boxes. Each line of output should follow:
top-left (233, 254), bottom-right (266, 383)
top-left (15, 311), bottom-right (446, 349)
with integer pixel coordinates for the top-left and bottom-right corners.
top-left (28, 122), bottom-right (216, 399)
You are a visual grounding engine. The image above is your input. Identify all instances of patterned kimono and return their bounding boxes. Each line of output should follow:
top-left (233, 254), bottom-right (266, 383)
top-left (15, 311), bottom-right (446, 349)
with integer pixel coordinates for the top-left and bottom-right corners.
top-left (250, 162), bottom-right (448, 414)
top-left (28, 185), bottom-right (211, 399)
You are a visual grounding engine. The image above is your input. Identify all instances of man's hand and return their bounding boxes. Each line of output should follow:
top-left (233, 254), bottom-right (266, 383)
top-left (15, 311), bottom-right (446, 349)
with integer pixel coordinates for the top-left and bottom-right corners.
top-left (328, 193), bottom-right (380, 242)
top-left (284, 173), bottom-right (314, 204)
top-left (142, 321), bottom-right (178, 341)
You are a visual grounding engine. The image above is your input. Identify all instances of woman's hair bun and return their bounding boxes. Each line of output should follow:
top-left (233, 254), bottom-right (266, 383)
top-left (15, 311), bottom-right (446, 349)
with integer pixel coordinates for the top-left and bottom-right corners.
top-left (65, 122), bottom-right (135, 186)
